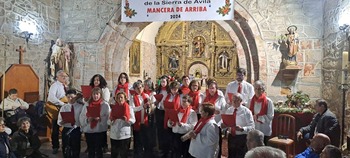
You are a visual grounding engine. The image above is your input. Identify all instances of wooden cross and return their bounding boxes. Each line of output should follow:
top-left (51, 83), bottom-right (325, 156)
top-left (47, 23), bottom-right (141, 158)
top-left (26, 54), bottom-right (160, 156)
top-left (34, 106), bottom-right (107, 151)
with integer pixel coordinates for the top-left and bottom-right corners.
top-left (16, 46), bottom-right (26, 64)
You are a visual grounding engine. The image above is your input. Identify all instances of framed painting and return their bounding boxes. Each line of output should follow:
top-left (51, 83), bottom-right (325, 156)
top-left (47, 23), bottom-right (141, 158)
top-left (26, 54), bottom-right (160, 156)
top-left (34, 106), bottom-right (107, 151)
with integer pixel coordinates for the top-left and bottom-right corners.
top-left (129, 40), bottom-right (141, 76)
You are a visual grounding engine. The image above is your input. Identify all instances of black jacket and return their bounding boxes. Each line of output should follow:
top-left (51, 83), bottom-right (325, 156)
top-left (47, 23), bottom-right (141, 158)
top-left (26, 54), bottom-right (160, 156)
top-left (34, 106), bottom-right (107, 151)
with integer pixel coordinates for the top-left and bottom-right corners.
top-left (299, 109), bottom-right (340, 147)
top-left (10, 129), bottom-right (41, 158)
top-left (0, 132), bottom-right (16, 158)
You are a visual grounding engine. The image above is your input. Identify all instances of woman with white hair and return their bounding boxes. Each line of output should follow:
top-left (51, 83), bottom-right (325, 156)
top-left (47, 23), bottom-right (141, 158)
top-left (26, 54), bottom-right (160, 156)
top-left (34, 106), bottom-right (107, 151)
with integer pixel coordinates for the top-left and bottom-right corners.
top-left (248, 80), bottom-right (274, 144)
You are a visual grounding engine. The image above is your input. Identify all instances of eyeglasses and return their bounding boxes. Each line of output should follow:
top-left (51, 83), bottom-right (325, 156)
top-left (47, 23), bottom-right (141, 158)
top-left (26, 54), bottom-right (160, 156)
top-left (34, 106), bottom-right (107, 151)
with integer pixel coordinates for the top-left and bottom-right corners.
top-left (60, 75), bottom-right (68, 78)
top-left (0, 124), bottom-right (5, 127)
top-left (120, 76), bottom-right (127, 79)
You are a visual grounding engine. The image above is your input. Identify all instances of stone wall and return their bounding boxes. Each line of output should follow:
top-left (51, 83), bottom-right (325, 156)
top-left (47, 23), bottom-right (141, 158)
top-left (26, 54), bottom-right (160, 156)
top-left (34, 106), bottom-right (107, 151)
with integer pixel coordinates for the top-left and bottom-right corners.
top-left (0, 0), bottom-right (60, 100)
top-left (323, 0), bottom-right (350, 143)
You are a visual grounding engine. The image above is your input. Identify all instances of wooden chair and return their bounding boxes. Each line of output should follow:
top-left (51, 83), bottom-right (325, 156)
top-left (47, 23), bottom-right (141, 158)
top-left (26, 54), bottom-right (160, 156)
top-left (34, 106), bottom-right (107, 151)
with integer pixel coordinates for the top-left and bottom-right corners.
top-left (268, 114), bottom-right (296, 158)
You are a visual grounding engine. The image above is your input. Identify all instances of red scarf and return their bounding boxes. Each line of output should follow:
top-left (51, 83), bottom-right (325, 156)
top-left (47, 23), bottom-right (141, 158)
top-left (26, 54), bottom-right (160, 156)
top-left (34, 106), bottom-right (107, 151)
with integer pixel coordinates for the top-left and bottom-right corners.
top-left (180, 86), bottom-right (190, 95)
top-left (86, 99), bottom-right (103, 129)
top-left (178, 106), bottom-right (192, 123)
top-left (144, 90), bottom-right (152, 96)
top-left (189, 91), bottom-right (200, 111)
top-left (133, 92), bottom-right (148, 131)
top-left (115, 83), bottom-right (129, 98)
top-left (204, 90), bottom-right (219, 105)
top-left (249, 93), bottom-right (268, 120)
top-left (161, 86), bottom-right (167, 91)
top-left (193, 116), bottom-right (214, 134)
top-left (110, 102), bottom-right (130, 121)
top-left (163, 94), bottom-right (180, 128)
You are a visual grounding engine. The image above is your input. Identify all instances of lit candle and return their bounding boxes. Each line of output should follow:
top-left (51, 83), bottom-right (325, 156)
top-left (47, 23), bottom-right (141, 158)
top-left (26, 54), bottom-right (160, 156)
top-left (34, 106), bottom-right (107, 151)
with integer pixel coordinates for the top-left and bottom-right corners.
top-left (342, 51), bottom-right (349, 84)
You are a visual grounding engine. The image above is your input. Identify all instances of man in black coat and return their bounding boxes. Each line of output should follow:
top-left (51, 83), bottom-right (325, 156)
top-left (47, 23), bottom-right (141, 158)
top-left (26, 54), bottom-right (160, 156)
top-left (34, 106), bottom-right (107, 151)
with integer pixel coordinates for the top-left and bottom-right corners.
top-left (297, 99), bottom-right (340, 147)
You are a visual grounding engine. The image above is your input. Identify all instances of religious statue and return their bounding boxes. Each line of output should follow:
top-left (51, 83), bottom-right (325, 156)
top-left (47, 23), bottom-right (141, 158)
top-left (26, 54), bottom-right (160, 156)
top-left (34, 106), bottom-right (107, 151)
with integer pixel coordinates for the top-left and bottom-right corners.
top-left (168, 52), bottom-right (179, 69)
top-left (279, 25), bottom-right (299, 67)
top-left (49, 39), bottom-right (75, 82)
top-left (50, 38), bottom-right (64, 80)
top-left (192, 36), bottom-right (205, 57)
top-left (218, 52), bottom-right (229, 69)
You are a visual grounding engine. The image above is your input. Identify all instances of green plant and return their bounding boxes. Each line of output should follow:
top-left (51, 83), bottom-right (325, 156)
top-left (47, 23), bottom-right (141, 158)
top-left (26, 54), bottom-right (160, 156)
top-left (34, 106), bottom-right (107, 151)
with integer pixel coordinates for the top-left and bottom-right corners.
top-left (285, 91), bottom-right (310, 108)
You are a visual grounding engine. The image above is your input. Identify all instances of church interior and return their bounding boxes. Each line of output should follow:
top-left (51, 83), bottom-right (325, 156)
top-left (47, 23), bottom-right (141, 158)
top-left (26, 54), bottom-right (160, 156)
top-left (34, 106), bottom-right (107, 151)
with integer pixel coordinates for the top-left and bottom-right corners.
top-left (1, 0), bottom-right (350, 157)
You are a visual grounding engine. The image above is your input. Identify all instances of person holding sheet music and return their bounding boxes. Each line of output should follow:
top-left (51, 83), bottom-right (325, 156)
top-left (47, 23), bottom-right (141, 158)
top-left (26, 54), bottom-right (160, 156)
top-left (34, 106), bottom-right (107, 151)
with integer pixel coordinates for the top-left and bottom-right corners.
top-left (248, 80), bottom-right (274, 145)
top-left (89, 74), bottom-right (110, 152)
top-left (221, 93), bottom-right (254, 158)
top-left (129, 81), bottom-right (153, 158)
top-left (143, 78), bottom-right (157, 150)
top-left (168, 95), bottom-right (197, 158)
top-left (188, 103), bottom-right (220, 158)
top-left (109, 92), bottom-right (135, 158)
top-left (188, 80), bottom-right (203, 119)
top-left (202, 79), bottom-right (226, 157)
top-left (162, 81), bottom-right (182, 157)
top-left (154, 75), bottom-right (170, 157)
top-left (57, 89), bottom-right (84, 157)
top-left (112, 73), bottom-right (131, 102)
top-left (45, 70), bottom-right (69, 154)
top-left (79, 87), bottom-right (110, 158)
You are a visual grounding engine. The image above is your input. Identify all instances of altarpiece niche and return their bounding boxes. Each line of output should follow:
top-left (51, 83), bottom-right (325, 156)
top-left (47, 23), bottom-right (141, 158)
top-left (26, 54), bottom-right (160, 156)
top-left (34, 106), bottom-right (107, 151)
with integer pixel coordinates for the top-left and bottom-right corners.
top-left (155, 21), bottom-right (238, 88)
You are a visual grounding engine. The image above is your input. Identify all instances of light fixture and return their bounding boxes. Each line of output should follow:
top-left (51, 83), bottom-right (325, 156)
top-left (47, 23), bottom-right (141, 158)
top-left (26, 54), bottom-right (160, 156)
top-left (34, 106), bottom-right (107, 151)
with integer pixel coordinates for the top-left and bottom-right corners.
top-left (18, 20), bottom-right (37, 43)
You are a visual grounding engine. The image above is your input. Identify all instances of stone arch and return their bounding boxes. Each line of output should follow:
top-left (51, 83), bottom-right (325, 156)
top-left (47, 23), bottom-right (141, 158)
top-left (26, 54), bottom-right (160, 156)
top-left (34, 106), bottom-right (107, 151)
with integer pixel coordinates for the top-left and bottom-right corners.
top-left (101, 2), bottom-right (263, 87)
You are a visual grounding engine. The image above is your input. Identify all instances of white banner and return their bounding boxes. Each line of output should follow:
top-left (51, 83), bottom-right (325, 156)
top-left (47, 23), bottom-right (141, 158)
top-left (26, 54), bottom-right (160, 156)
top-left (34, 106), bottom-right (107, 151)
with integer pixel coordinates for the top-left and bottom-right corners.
top-left (121, 0), bottom-right (234, 22)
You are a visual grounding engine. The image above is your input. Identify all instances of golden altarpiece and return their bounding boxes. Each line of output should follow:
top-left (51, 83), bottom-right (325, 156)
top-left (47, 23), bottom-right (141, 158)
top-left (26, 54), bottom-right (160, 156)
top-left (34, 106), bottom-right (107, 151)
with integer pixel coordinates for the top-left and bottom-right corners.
top-left (155, 21), bottom-right (238, 88)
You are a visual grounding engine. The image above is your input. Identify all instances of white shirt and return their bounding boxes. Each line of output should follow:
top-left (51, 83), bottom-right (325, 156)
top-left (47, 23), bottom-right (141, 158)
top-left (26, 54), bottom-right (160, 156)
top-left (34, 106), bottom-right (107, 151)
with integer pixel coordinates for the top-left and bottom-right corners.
top-left (79, 101), bottom-right (110, 133)
top-left (0, 97), bottom-right (29, 111)
top-left (189, 118), bottom-right (220, 158)
top-left (129, 93), bottom-right (150, 124)
top-left (202, 92), bottom-right (226, 123)
top-left (224, 105), bottom-right (255, 135)
top-left (108, 107), bottom-right (136, 140)
top-left (156, 89), bottom-right (168, 110)
top-left (225, 80), bottom-right (254, 105)
top-left (168, 109), bottom-right (198, 134)
top-left (248, 97), bottom-right (274, 136)
top-left (101, 87), bottom-right (111, 103)
top-left (47, 81), bottom-right (66, 106)
top-left (57, 102), bottom-right (84, 127)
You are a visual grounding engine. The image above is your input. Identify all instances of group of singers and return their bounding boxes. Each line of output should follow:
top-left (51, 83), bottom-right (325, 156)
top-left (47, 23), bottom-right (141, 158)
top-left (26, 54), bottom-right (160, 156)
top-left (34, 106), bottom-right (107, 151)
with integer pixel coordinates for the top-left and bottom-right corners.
top-left (46, 68), bottom-right (274, 158)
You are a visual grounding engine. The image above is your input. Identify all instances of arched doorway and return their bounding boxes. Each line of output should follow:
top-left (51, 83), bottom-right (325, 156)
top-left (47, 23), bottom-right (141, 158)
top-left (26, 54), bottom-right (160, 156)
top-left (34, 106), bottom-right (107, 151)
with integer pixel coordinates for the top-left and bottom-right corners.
top-left (188, 62), bottom-right (209, 87)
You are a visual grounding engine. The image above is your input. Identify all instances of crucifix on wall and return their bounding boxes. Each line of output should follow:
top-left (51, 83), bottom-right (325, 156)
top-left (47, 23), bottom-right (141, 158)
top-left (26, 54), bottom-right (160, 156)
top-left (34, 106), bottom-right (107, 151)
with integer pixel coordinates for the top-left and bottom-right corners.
top-left (16, 46), bottom-right (26, 64)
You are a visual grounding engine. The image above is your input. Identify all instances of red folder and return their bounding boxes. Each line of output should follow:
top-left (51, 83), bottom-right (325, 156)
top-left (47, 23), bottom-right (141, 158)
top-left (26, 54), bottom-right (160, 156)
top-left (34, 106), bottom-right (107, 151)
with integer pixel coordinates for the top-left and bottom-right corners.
top-left (154, 94), bottom-right (164, 102)
top-left (87, 106), bottom-right (100, 118)
top-left (221, 114), bottom-right (235, 127)
top-left (130, 90), bottom-right (137, 96)
top-left (164, 102), bottom-right (176, 110)
top-left (81, 85), bottom-right (92, 99)
top-left (60, 112), bottom-right (75, 124)
top-left (227, 93), bottom-right (233, 103)
top-left (165, 109), bottom-right (179, 123)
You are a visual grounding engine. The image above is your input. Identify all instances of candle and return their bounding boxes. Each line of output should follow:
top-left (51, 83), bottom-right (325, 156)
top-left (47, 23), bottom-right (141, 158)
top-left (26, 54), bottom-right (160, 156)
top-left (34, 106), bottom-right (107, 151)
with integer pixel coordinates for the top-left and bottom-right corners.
top-left (343, 51), bottom-right (348, 69)
top-left (342, 51), bottom-right (349, 84)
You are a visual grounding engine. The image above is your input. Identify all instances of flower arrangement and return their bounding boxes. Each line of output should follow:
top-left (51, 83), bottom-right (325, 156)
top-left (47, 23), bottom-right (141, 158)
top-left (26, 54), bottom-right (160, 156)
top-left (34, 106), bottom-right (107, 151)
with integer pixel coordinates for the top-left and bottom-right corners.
top-left (274, 91), bottom-right (314, 113)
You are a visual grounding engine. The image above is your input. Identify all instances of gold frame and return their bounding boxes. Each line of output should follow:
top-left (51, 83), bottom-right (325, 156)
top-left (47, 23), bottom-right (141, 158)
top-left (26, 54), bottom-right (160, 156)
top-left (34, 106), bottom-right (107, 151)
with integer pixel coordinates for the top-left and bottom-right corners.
top-left (129, 40), bottom-right (141, 76)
